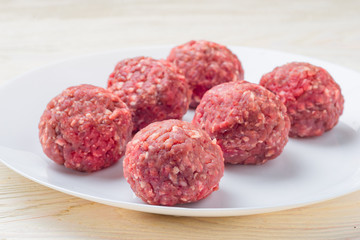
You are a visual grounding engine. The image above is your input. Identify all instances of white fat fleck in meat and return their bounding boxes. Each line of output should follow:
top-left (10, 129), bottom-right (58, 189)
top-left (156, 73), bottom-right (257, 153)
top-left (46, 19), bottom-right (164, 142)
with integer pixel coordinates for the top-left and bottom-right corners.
top-left (140, 181), bottom-right (146, 188)
top-left (135, 82), bottom-right (144, 88)
top-left (188, 130), bottom-right (201, 138)
top-left (172, 166), bottom-right (180, 174)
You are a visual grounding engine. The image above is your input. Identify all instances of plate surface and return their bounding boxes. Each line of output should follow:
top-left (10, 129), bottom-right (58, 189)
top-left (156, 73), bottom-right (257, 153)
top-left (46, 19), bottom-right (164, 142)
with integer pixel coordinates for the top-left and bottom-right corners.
top-left (0, 46), bottom-right (359, 217)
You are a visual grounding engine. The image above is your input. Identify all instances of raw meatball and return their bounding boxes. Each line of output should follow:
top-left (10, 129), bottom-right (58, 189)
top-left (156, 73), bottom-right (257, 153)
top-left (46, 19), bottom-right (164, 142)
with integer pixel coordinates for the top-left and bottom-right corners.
top-left (107, 57), bottom-right (191, 133)
top-left (167, 40), bottom-right (244, 108)
top-left (39, 84), bottom-right (132, 172)
top-left (192, 81), bottom-right (290, 165)
top-left (123, 119), bottom-right (224, 206)
top-left (260, 62), bottom-right (344, 137)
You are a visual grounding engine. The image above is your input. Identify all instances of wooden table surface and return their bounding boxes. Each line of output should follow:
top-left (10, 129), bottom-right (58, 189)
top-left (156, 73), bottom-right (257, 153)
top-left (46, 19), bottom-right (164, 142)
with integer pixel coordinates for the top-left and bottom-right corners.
top-left (1, 0), bottom-right (360, 239)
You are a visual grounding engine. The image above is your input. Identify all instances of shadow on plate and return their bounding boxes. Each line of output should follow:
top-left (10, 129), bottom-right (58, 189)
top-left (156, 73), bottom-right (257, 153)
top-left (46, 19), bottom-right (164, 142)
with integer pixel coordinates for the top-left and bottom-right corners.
top-left (290, 122), bottom-right (358, 148)
top-left (224, 150), bottom-right (303, 182)
top-left (178, 188), bottom-right (234, 209)
top-left (46, 157), bottom-right (124, 180)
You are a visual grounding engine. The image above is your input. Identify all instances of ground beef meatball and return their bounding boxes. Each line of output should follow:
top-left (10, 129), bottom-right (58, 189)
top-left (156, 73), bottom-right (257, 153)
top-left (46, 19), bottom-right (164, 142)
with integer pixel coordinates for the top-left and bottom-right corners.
top-left (39, 84), bottom-right (132, 172)
top-left (167, 40), bottom-right (244, 108)
top-left (192, 81), bottom-right (290, 165)
top-left (260, 62), bottom-right (344, 137)
top-left (123, 119), bottom-right (224, 206)
top-left (107, 57), bottom-right (191, 133)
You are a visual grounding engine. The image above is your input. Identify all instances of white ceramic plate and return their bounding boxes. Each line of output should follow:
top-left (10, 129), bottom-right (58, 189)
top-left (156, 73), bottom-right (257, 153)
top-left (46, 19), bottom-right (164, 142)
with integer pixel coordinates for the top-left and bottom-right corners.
top-left (0, 46), bottom-right (359, 217)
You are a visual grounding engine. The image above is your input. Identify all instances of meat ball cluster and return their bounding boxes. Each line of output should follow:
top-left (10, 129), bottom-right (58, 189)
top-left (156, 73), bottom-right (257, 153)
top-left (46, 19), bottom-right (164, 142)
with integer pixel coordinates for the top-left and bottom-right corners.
top-left (39, 40), bottom-right (240, 205)
top-left (39, 40), bottom-right (345, 207)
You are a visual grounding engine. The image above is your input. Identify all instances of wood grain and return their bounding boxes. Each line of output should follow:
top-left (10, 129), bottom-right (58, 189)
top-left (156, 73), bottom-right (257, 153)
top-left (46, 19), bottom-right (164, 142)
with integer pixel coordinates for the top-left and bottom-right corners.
top-left (1, 0), bottom-right (360, 239)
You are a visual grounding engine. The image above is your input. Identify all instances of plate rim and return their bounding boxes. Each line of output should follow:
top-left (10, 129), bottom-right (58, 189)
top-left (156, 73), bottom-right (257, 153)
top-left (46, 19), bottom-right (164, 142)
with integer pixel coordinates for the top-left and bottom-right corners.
top-left (2, 150), bottom-right (359, 217)
top-left (1, 44), bottom-right (360, 90)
